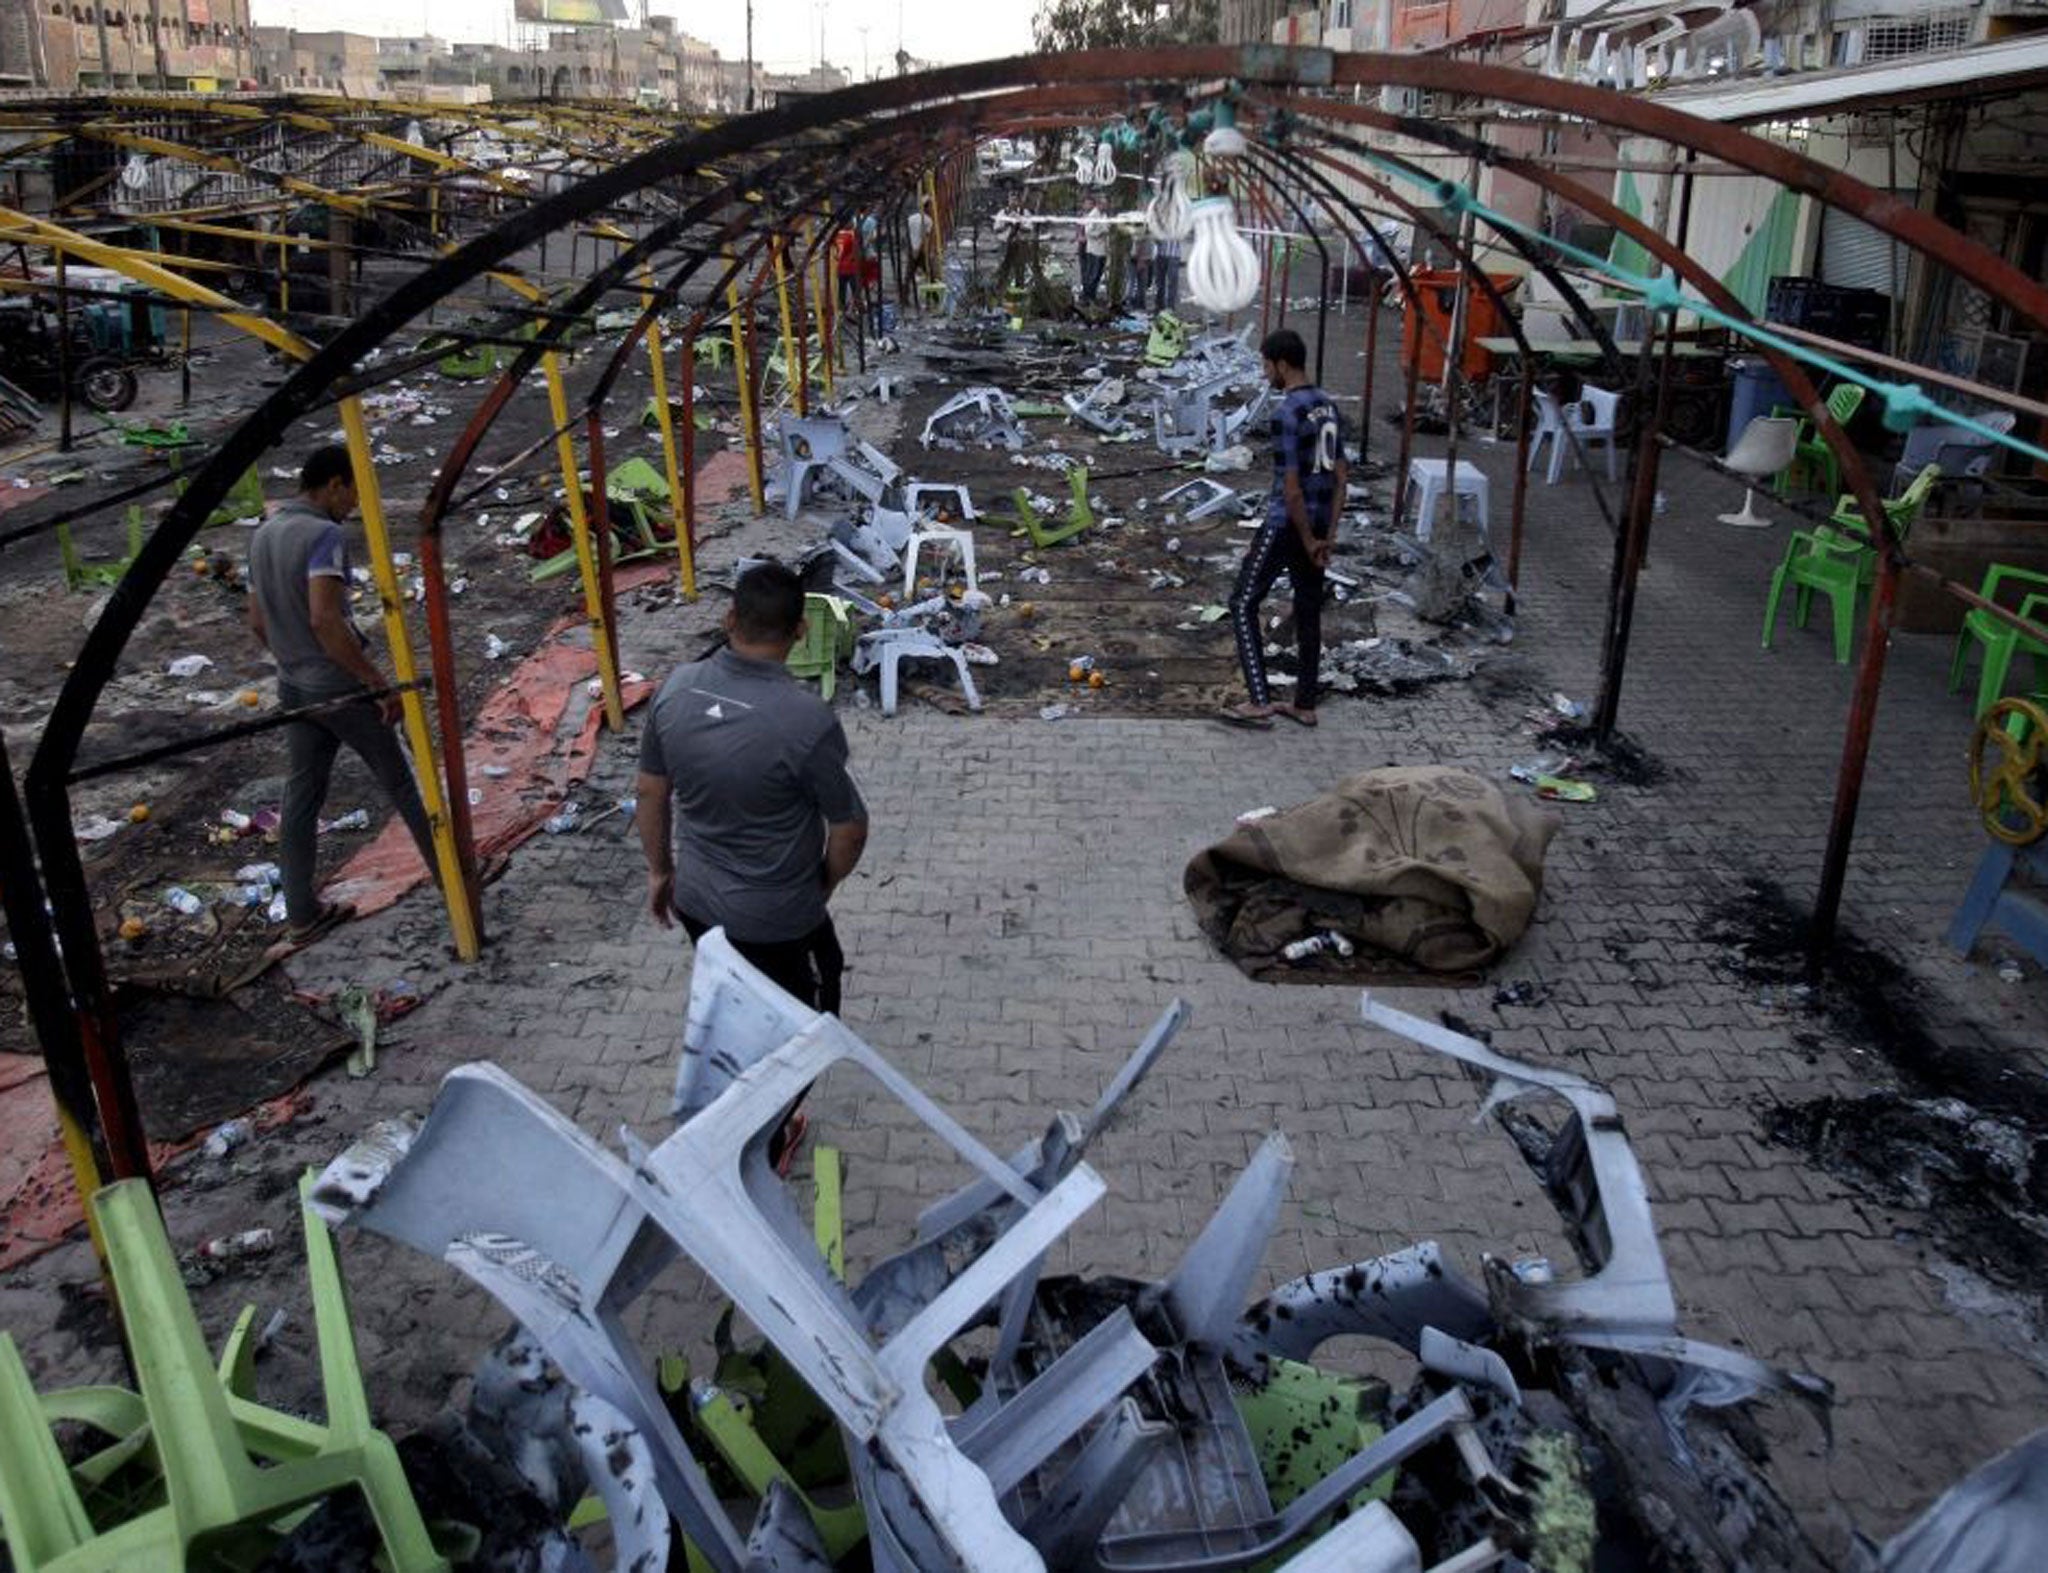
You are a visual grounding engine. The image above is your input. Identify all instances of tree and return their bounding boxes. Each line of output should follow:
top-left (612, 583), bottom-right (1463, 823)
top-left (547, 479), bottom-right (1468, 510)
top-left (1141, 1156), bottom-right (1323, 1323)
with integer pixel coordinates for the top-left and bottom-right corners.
top-left (1032, 0), bottom-right (1219, 53)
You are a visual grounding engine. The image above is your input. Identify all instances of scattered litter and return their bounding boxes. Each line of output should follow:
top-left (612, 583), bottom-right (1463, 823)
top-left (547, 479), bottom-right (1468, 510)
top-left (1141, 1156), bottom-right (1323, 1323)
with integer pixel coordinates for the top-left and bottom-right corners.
top-left (198, 1228), bottom-right (274, 1263)
top-left (1535, 775), bottom-right (1597, 803)
top-left (485, 634), bottom-right (509, 660)
top-left (1549, 692), bottom-right (1589, 721)
top-left (1492, 979), bottom-right (1553, 1008)
top-left (542, 803), bottom-right (581, 834)
top-left (336, 985), bottom-right (380, 1079)
top-left (1038, 703), bottom-right (1070, 721)
top-left (1236, 805), bottom-right (1278, 826)
top-left (165, 654), bottom-right (214, 678)
top-left (1996, 957), bottom-right (2024, 983)
top-left (321, 808), bottom-right (372, 832)
top-left (1281, 931), bottom-right (1355, 962)
top-left (161, 885), bottom-right (204, 916)
top-left (73, 815), bottom-right (126, 842)
top-left (203, 1119), bottom-right (254, 1160)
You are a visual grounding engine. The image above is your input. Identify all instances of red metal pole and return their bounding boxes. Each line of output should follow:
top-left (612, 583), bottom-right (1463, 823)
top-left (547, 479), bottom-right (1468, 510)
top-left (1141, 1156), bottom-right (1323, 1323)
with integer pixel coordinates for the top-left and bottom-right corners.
top-left (679, 327), bottom-right (697, 548)
top-left (586, 413), bottom-right (621, 678)
top-left (1358, 268), bottom-right (1379, 468)
top-left (418, 511), bottom-right (483, 943)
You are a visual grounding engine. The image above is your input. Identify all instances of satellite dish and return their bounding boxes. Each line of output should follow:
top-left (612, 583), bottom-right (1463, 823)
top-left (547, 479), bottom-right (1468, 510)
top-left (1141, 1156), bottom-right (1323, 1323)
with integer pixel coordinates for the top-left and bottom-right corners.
top-left (120, 154), bottom-right (149, 191)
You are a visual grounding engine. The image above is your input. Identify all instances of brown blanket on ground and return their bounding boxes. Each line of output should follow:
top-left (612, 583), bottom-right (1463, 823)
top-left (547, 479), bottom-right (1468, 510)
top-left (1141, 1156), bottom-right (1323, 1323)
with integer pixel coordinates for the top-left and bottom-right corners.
top-left (1184, 766), bottom-right (1560, 983)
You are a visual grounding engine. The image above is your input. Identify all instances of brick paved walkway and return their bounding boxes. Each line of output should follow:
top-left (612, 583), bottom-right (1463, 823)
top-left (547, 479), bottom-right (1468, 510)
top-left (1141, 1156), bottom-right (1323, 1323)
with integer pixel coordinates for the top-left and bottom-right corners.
top-left (6, 298), bottom-right (2045, 1563)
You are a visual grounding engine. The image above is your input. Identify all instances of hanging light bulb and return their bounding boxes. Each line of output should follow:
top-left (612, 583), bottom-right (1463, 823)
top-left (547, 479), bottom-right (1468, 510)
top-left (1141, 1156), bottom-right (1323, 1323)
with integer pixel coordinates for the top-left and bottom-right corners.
top-left (1184, 195), bottom-right (1260, 314)
top-left (1092, 140), bottom-right (1117, 187)
top-left (1202, 99), bottom-right (1246, 160)
top-left (1073, 145), bottom-right (1096, 186)
top-left (1146, 148), bottom-right (1196, 241)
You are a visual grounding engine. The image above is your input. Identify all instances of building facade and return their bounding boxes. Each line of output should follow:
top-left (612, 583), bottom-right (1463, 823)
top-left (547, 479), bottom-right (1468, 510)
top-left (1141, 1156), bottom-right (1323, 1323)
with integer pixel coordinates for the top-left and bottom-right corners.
top-left (8, 0), bottom-right (255, 91)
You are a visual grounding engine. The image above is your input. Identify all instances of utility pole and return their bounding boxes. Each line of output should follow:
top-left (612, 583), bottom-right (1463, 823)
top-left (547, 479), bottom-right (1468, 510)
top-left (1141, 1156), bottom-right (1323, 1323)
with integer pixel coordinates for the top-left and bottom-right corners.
top-left (744, 0), bottom-right (753, 110)
top-left (858, 24), bottom-right (869, 79)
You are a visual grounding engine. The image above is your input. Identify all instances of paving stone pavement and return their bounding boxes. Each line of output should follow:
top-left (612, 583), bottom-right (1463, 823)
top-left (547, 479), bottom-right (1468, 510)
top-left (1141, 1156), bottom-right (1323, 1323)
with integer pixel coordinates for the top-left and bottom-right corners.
top-left (6, 301), bottom-right (2047, 1565)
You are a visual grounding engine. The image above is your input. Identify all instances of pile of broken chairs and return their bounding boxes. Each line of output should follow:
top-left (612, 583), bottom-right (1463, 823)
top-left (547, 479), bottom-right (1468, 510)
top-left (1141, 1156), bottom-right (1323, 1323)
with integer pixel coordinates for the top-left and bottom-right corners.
top-left (771, 408), bottom-right (987, 716)
top-left (262, 931), bottom-right (1839, 1571)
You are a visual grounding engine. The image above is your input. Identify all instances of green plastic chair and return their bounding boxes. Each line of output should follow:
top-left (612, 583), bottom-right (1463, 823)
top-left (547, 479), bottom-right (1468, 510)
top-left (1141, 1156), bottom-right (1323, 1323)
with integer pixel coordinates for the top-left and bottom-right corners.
top-left (1010, 466), bottom-right (1093, 549)
top-left (0, 1175), bottom-right (448, 1572)
top-left (692, 335), bottom-right (731, 371)
top-left (432, 338), bottom-right (500, 381)
top-left (1950, 565), bottom-right (2048, 718)
top-left (785, 593), bottom-right (856, 699)
top-left (1771, 383), bottom-right (1867, 500)
top-left (1762, 463), bottom-right (1939, 664)
top-left (1145, 311), bottom-right (1188, 366)
top-left (57, 505), bottom-right (145, 592)
top-left (606, 455), bottom-right (671, 504)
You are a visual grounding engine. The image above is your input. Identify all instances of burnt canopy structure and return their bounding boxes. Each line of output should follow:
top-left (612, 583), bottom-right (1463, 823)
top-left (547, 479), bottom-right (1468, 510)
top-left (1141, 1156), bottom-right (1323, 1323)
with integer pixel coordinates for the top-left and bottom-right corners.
top-left (6, 46), bottom-right (2048, 1219)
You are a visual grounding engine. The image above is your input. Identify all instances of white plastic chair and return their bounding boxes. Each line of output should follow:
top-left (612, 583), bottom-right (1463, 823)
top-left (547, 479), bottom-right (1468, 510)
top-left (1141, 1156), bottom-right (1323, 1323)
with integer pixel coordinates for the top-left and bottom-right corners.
top-left (902, 526), bottom-right (978, 596)
top-left (1525, 387), bottom-right (1567, 483)
top-left (853, 627), bottom-right (983, 716)
top-left (775, 415), bottom-right (850, 518)
top-left (1565, 384), bottom-right (1622, 481)
top-left (1717, 415), bottom-right (1800, 528)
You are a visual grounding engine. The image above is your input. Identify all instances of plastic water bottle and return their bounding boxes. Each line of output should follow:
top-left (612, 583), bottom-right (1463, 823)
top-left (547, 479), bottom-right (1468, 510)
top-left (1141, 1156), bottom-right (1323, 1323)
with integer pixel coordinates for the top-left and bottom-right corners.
top-left (198, 1228), bottom-right (274, 1263)
top-left (1281, 931), bottom-right (1355, 962)
top-left (162, 886), bottom-right (204, 916)
top-left (543, 803), bottom-right (580, 834)
top-left (204, 1119), bottom-right (253, 1159)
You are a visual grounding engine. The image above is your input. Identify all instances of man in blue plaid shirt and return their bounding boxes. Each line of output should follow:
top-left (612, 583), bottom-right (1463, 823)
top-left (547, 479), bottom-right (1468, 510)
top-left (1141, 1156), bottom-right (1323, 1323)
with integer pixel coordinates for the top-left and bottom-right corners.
top-left (1218, 329), bottom-right (1346, 729)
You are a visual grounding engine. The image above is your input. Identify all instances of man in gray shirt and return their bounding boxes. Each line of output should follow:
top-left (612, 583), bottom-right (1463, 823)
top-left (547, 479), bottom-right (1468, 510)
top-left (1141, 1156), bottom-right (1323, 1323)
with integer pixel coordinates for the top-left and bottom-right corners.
top-left (635, 561), bottom-right (867, 1021)
top-left (248, 445), bottom-right (437, 942)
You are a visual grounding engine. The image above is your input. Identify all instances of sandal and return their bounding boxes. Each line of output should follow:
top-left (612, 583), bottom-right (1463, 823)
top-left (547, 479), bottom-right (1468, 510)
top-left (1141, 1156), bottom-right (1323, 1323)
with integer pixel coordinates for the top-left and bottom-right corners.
top-left (1276, 706), bottom-right (1319, 728)
top-left (283, 899), bottom-right (355, 947)
top-left (1213, 705), bottom-right (1275, 731)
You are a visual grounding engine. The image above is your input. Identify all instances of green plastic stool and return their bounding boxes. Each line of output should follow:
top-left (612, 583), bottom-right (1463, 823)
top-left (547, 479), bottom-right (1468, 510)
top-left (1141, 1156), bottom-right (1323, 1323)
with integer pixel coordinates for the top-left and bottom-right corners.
top-left (692, 335), bottom-right (731, 371)
top-left (0, 1176), bottom-right (449, 1572)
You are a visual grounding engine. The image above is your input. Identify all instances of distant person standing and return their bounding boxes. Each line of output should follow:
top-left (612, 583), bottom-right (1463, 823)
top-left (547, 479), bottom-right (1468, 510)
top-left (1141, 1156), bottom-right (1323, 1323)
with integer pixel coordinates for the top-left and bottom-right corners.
top-left (1217, 330), bottom-right (1345, 730)
top-left (905, 198), bottom-right (932, 295)
top-left (248, 445), bottom-right (438, 942)
top-left (1127, 232), bottom-right (1154, 310)
top-left (1153, 233), bottom-right (1182, 311)
top-left (832, 222), bottom-right (860, 314)
top-left (1078, 201), bottom-right (1108, 305)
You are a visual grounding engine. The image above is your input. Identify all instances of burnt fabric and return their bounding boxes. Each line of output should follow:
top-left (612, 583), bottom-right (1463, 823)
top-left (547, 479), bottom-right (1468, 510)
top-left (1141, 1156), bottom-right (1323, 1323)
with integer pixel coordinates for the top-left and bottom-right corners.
top-left (1184, 766), bottom-right (1559, 983)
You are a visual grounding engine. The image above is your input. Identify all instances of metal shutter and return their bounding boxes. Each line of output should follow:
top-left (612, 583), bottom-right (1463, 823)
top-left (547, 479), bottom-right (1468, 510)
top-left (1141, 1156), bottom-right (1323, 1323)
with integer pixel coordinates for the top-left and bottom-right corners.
top-left (1820, 198), bottom-right (1903, 294)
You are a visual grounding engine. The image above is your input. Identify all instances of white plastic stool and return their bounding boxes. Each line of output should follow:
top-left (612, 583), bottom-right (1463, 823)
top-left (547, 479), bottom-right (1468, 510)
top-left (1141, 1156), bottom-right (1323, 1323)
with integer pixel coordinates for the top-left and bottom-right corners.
top-left (906, 482), bottom-right (977, 521)
top-left (903, 527), bottom-right (978, 597)
top-left (853, 628), bottom-right (983, 717)
top-left (1404, 458), bottom-right (1490, 544)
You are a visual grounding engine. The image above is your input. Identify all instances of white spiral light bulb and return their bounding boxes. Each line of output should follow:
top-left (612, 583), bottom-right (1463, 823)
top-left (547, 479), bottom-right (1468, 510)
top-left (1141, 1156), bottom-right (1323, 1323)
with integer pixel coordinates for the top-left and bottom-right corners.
top-left (1202, 124), bottom-right (1247, 159)
top-left (1093, 140), bottom-right (1117, 187)
top-left (1183, 195), bottom-right (1260, 314)
top-left (1073, 147), bottom-right (1095, 186)
top-left (1145, 149), bottom-right (1196, 242)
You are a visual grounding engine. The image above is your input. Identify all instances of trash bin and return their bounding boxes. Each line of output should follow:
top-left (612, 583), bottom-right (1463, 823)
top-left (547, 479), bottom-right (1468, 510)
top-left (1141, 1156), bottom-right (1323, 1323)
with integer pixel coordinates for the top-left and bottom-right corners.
top-left (1725, 356), bottom-right (1792, 452)
top-left (1401, 269), bottom-right (1519, 384)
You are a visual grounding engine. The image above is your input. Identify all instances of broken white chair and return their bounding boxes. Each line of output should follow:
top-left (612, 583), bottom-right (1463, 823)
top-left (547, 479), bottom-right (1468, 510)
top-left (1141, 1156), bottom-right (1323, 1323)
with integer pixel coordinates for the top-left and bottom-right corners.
top-left (902, 526), bottom-right (978, 597)
top-left (922, 386), bottom-right (1025, 450)
top-left (310, 1069), bottom-right (749, 1572)
top-left (1209, 383), bottom-right (1274, 451)
top-left (853, 626), bottom-right (983, 716)
top-left (1158, 476), bottom-right (1241, 522)
top-left (622, 964), bottom-right (1106, 1570)
top-left (1717, 414), bottom-right (1799, 528)
top-left (905, 480), bottom-right (977, 520)
top-left (1403, 457), bottom-right (1490, 544)
top-left (1525, 387), bottom-right (1568, 482)
top-left (775, 414), bottom-right (850, 518)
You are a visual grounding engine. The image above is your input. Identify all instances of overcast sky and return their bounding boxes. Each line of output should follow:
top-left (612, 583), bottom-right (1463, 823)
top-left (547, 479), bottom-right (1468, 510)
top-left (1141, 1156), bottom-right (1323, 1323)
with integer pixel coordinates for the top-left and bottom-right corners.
top-left (252, 0), bottom-right (1038, 76)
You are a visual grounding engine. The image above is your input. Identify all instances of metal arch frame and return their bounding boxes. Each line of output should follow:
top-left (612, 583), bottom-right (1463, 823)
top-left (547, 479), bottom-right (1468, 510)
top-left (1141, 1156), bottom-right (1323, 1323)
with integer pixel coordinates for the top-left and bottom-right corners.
top-left (8, 45), bottom-right (2047, 1238)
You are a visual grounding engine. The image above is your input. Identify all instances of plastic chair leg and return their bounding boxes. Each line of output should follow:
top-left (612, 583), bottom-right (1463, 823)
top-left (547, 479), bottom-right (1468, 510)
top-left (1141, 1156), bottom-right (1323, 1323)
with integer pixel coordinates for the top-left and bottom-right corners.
top-left (0, 1333), bottom-right (97, 1569)
top-left (1977, 643), bottom-right (2017, 719)
top-left (1948, 632), bottom-right (1975, 693)
top-left (1762, 567), bottom-right (1789, 649)
top-left (1829, 586), bottom-right (1856, 665)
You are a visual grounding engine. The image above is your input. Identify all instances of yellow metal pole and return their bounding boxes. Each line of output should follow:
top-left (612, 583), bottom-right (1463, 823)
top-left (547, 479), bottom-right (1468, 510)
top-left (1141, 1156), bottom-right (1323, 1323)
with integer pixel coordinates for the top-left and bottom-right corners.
top-left (640, 268), bottom-right (696, 600)
top-left (278, 233), bottom-right (288, 314)
top-left (543, 349), bottom-right (627, 732)
top-left (808, 220), bottom-right (833, 403)
top-left (727, 252), bottom-right (765, 515)
top-left (772, 233), bottom-right (803, 417)
top-left (337, 396), bottom-right (480, 958)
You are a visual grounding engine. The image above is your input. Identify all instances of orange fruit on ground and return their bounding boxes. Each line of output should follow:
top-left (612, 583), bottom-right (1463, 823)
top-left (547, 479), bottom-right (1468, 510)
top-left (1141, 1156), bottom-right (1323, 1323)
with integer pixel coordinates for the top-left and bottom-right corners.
top-left (127, 803), bottom-right (149, 822)
top-left (237, 690), bottom-right (261, 707)
top-left (1068, 663), bottom-right (1086, 683)
top-left (1088, 671), bottom-right (1106, 689)
top-left (119, 917), bottom-right (147, 941)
